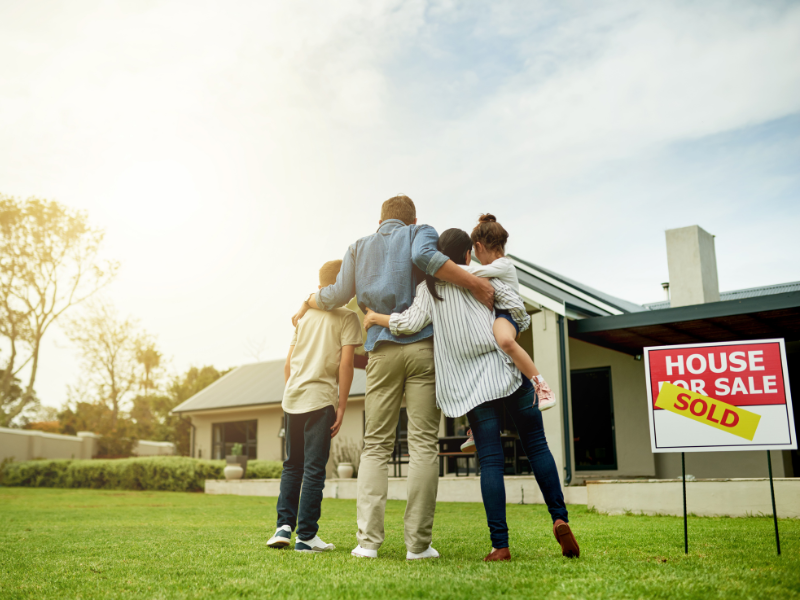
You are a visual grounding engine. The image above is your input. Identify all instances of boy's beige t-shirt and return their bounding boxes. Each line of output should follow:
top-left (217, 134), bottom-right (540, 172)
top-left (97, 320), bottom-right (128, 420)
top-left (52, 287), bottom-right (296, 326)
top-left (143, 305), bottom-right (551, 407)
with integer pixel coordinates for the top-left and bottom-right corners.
top-left (282, 307), bottom-right (363, 414)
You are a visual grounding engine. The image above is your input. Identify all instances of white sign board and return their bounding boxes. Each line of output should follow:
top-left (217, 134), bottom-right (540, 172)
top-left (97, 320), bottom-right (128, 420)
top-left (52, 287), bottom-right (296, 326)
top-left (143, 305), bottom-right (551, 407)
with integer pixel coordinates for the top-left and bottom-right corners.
top-left (644, 339), bottom-right (797, 453)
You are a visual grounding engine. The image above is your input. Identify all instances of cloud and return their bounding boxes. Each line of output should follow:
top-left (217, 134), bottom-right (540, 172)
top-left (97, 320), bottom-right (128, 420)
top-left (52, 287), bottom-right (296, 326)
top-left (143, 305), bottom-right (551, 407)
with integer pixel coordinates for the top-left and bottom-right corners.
top-left (0, 0), bottom-right (798, 407)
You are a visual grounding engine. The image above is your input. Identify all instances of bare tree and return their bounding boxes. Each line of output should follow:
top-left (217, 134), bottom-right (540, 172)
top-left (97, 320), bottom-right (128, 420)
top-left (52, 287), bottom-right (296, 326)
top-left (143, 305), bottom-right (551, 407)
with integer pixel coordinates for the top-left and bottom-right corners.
top-left (65, 301), bottom-right (140, 428)
top-left (0, 196), bottom-right (118, 425)
top-left (244, 336), bottom-right (267, 362)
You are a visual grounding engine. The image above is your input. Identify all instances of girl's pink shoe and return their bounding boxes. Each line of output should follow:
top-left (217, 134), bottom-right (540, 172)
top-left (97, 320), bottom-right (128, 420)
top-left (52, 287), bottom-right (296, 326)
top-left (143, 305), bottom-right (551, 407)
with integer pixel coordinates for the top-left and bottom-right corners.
top-left (534, 377), bottom-right (557, 411)
top-left (460, 430), bottom-right (476, 453)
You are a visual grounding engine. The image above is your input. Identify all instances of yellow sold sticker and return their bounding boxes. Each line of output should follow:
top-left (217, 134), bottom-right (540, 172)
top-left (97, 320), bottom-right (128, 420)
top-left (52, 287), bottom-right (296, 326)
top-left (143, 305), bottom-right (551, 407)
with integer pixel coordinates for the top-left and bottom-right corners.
top-left (655, 383), bottom-right (761, 441)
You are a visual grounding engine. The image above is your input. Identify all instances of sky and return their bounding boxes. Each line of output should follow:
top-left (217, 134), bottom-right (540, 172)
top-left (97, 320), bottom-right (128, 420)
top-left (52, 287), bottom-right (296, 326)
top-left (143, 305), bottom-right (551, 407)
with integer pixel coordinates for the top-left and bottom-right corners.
top-left (1, 0), bottom-right (799, 411)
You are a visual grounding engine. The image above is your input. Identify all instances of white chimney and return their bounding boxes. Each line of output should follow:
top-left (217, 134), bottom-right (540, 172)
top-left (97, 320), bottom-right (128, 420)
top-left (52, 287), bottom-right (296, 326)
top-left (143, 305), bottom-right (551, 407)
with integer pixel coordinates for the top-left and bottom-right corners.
top-left (665, 225), bottom-right (720, 308)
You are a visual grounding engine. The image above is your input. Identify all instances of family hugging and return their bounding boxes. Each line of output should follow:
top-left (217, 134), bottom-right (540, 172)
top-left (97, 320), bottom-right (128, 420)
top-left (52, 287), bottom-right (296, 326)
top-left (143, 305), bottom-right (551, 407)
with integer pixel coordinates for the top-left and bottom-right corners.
top-left (268, 195), bottom-right (580, 562)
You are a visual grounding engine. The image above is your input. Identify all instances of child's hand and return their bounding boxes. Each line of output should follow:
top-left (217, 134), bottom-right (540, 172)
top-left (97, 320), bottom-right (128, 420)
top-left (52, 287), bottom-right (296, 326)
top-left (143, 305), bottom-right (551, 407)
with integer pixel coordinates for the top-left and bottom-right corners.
top-left (331, 412), bottom-right (344, 438)
top-left (363, 308), bottom-right (377, 330)
top-left (292, 300), bottom-right (309, 327)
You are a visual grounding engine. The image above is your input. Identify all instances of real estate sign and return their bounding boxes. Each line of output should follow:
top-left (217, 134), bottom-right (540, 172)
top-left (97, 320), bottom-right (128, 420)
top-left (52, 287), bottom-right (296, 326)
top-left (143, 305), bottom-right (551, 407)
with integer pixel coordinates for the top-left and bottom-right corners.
top-left (644, 339), bottom-right (797, 453)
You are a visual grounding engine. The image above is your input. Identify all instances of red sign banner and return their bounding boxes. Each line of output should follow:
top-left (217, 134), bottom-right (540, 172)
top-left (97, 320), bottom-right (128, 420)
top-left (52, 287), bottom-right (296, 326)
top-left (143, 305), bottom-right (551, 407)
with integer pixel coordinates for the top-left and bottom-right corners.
top-left (648, 341), bottom-right (787, 408)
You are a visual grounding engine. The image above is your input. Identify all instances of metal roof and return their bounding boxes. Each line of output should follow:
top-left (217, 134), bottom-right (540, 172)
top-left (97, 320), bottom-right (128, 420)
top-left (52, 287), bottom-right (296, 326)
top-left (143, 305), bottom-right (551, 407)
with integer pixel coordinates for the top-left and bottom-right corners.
top-left (570, 291), bottom-right (800, 355)
top-left (172, 359), bottom-right (367, 414)
top-left (643, 281), bottom-right (800, 311)
top-left (508, 254), bottom-right (647, 317)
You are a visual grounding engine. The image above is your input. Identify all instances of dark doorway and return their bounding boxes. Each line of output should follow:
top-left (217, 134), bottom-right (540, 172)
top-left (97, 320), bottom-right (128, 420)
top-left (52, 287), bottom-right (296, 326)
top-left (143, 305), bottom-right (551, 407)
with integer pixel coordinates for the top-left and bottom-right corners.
top-left (571, 367), bottom-right (618, 471)
top-left (212, 420), bottom-right (258, 459)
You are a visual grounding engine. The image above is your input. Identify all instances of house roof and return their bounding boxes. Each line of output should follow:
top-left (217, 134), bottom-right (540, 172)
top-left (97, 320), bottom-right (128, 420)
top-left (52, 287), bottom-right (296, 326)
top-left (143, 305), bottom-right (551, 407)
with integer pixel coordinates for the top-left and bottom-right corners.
top-left (643, 281), bottom-right (800, 311)
top-left (570, 290), bottom-right (800, 355)
top-left (172, 359), bottom-right (367, 414)
top-left (508, 254), bottom-right (647, 317)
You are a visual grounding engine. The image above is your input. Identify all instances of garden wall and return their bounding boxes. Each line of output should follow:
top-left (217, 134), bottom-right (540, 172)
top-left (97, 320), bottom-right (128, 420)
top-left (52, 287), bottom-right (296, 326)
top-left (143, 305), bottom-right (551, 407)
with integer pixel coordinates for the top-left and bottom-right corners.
top-left (0, 427), bottom-right (176, 461)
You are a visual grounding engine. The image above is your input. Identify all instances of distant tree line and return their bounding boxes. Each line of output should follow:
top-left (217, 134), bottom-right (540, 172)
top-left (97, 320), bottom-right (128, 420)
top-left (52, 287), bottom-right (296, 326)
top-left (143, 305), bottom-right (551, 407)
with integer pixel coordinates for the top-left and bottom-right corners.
top-left (57, 365), bottom-right (228, 456)
top-left (1, 195), bottom-right (230, 456)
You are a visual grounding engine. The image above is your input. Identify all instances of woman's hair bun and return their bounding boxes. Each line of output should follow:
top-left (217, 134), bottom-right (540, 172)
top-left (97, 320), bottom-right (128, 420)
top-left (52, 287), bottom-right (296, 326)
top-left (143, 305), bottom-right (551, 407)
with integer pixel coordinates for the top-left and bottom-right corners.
top-left (478, 213), bottom-right (497, 224)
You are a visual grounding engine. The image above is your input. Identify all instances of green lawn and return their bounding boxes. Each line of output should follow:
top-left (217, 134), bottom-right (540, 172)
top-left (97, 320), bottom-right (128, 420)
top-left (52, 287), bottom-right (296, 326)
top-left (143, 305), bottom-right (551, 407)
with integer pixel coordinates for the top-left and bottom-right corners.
top-left (0, 488), bottom-right (798, 599)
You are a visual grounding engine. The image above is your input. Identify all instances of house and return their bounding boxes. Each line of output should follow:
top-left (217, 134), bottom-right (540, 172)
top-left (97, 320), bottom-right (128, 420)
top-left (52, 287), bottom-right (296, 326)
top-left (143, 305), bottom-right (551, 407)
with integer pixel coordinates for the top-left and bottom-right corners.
top-left (173, 225), bottom-right (800, 486)
top-left (171, 361), bottom-right (366, 462)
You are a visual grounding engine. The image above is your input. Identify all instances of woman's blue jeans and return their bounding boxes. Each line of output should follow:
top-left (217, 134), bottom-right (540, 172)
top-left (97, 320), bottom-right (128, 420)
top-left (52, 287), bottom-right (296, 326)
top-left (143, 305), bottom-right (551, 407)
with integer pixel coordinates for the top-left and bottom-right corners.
top-left (467, 382), bottom-right (569, 549)
top-left (276, 405), bottom-right (334, 541)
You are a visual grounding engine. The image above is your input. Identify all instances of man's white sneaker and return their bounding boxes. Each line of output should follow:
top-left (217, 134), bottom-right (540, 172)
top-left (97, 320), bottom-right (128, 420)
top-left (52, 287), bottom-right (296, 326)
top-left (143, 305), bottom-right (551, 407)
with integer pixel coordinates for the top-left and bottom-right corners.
top-left (407, 546), bottom-right (440, 560)
top-left (351, 545), bottom-right (378, 558)
top-left (294, 535), bottom-right (335, 552)
top-left (267, 525), bottom-right (292, 548)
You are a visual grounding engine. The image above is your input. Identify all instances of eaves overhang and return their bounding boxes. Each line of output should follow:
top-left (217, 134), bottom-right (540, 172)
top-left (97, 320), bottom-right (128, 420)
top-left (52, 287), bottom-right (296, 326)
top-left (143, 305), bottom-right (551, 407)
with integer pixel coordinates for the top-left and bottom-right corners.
top-left (569, 291), bottom-right (800, 355)
top-left (172, 394), bottom-right (367, 416)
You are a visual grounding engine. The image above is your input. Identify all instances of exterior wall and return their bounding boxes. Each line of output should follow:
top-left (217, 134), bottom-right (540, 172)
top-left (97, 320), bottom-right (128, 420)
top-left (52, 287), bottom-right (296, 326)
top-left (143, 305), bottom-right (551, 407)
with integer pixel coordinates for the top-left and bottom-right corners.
top-left (526, 309), bottom-right (570, 486)
top-left (0, 427), bottom-right (94, 461)
top-left (0, 427), bottom-right (175, 461)
top-left (587, 478), bottom-right (800, 518)
top-left (206, 475), bottom-right (589, 506)
top-left (135, 440), bottom-right (178, 456)
top-left (190, 405), bottom-right (283, 461)
top-left (653, 449), bottom-right (791, 479)
top-left (568, 338), bottom-right (655, 480)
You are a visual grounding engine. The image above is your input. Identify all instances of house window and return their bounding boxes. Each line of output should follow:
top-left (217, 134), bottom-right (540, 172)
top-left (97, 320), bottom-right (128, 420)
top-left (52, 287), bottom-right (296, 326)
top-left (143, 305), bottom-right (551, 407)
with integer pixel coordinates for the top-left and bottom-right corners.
top-left (571, 367), bottom-right (618, 471)
top-left (212, 420), bottom-right (258, 459)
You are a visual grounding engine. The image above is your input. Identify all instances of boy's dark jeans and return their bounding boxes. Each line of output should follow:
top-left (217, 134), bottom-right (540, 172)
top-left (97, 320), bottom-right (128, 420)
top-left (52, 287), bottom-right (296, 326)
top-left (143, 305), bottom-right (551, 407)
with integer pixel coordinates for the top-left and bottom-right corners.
top-left (277, 405), bottom-right (335, 541)
top-left (467, 383), bottom-right (568, 549)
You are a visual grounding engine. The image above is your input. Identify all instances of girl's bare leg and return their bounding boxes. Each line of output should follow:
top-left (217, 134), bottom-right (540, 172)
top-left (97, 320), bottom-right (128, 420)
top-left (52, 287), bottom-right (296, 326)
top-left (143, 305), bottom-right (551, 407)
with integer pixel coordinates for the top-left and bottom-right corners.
top-left (493, 319), bottom-right (539, 379)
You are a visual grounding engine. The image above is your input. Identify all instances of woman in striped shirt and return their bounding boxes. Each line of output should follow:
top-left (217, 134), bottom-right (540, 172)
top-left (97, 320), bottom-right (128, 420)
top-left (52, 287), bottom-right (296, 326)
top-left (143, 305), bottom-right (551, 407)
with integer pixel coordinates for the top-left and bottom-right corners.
top-left (364, 228), bottom-right (580, 562)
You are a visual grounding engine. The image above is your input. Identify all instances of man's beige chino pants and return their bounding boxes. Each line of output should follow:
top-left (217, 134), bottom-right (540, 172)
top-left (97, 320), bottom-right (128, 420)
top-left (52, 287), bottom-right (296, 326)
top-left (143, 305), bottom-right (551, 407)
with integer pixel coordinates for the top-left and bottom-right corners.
top-left (356, 337), bottom-right (440, 554)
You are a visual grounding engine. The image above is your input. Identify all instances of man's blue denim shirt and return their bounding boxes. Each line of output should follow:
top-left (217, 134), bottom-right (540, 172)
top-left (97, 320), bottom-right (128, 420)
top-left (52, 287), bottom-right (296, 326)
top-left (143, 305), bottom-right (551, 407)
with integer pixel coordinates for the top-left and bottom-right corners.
top-left (315, 219), bottom-right (449, 352)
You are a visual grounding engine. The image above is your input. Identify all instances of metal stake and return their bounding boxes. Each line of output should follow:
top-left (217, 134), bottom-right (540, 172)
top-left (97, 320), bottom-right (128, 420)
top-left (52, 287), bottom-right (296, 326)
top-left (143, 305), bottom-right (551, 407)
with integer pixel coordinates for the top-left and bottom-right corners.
top-left (682, 452), bottom-right (688, 555)
top-left (767, 451), bottom-right (781, 556)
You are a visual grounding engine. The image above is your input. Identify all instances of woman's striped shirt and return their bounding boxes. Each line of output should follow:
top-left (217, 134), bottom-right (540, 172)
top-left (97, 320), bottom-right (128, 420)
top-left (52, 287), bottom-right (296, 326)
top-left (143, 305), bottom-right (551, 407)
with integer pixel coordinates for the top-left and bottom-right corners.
top-left (388, 278), bottom-right (531, 418)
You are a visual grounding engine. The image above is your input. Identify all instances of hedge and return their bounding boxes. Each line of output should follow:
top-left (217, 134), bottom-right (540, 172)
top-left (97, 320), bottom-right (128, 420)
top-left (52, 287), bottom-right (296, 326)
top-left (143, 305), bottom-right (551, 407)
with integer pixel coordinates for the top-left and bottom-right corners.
top-left (0, 456), bottom-right (283, 492)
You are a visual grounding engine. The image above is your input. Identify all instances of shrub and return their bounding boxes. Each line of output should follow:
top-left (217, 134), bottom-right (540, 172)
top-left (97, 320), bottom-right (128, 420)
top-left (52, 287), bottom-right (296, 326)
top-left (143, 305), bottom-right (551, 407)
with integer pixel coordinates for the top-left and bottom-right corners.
top-left (0, 457), bottom-right (14, 486)
top-left (244, 460), bottom-right (283, 479)
top-left (95, 435), bottom-right (137, 458)
top-left (0, 457), bottom-right (283, 491)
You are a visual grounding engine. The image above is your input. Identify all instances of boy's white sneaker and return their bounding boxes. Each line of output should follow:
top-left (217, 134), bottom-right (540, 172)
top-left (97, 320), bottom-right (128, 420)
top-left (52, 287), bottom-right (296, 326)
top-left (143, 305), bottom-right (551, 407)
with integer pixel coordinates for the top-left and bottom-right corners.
top-left (534, 376), bottom-right (557, 411)
top-left (351, 545), bottom-right (378, 558)
top-left (294, 535), bottom-right (335, 552)
top-left (407, 546), bottom-right (440, 560)
top-left (267, 525), bottom-right (292, 548)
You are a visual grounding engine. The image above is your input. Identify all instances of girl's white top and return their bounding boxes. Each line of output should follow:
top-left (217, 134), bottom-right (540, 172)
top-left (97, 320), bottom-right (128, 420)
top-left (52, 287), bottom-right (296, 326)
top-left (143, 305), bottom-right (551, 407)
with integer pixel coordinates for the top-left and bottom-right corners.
top-left (461, 256), bottom-right (519, 291)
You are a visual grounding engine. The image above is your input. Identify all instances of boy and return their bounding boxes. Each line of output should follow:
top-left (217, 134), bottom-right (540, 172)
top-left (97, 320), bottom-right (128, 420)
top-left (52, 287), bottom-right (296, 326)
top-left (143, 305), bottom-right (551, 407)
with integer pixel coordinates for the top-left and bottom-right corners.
top-left (267, 259), bottom-right (363, 552)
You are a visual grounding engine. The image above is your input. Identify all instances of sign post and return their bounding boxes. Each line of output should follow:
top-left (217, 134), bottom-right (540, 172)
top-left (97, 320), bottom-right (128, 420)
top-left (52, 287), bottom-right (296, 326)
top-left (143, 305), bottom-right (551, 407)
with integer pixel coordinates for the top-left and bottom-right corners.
top-left (767, 451), bottom-right (781, 556)
top-left (681, 452), bottom-right (687, 554)
top-left (644, 339), bottom-right (796, 556)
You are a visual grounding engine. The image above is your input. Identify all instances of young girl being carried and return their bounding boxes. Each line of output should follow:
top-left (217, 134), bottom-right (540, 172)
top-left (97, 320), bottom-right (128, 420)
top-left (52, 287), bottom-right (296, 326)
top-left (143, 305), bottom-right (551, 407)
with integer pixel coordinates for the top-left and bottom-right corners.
top-left (460, 213), bottom-right (555, 452)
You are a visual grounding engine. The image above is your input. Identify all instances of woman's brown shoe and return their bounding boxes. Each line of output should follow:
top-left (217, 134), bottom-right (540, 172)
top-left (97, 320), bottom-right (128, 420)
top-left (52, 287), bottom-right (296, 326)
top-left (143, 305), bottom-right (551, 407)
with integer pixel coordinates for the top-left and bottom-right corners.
top-left (553, 520), bottom-right (580, 558)
top-left (484, 547), bottom-right (511, 562)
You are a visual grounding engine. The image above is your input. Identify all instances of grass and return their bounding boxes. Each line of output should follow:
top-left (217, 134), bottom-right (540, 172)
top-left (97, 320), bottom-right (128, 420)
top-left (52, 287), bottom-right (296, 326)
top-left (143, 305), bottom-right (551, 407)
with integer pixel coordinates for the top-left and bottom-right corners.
top-left (0, 488), bottom-right (798, 599)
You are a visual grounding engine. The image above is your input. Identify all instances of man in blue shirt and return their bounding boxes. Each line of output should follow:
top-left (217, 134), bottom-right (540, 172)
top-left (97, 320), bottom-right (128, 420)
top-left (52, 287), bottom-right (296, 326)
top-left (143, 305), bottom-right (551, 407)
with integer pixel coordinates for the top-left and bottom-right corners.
top-left (292, 195), bottom-right (493, 560)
